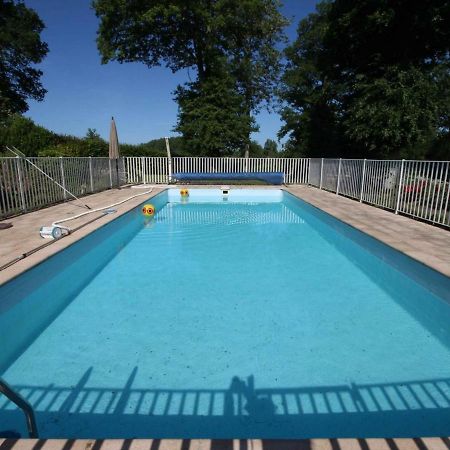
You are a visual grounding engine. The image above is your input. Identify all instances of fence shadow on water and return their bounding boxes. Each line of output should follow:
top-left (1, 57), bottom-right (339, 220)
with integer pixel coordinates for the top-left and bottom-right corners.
top-left (0, 368), bottom-right (449, 439)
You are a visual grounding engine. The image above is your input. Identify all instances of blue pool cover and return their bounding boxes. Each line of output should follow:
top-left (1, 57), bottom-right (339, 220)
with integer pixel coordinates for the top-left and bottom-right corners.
top-left (172, 172), bottom-right (284, 185)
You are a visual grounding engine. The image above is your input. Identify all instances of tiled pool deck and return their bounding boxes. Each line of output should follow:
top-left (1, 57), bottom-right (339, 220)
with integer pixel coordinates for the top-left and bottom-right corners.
top-left (0, 186), bottom-right (164, 284)
top-left (0, 185), bottom-right (449, 446)
top-left (1, 437), bottom-right (450, 450)
top-left (287, 186), bottom-right (450, 278)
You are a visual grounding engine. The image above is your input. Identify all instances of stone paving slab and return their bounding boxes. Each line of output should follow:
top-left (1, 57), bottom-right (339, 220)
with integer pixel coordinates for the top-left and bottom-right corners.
top-left (1, 438), bottom-right (450, 450)
top-left (286, 186), bottom-right (450, 278)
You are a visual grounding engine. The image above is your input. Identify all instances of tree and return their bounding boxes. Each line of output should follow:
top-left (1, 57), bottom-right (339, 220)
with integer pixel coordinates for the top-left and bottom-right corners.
top-left (344, 66), bottom-right (446, 158)
top-left (84, 128), bottom-right (108, 156)
top-left (324, 0), bottom-right (450, 159)
top-left (280, 0), bottom-right (450, 159)
top-left (0, 0), bottom-right (48, 122)
top-left (279, 3), bottom-right (347, 157)
top-left (93, 0), bottom-right (287, 148)
top-left (0, 115), bottom-right (200, 157)
top-left (0, 115), bottom-right (57, 156)
top-left (216, 0), bottom-right (288, 119)
top-left (174, 72), bottom-right (257, 156)
top-left (94, 0), bottom-right (218, 81)
top-left (263, 138), bottom-right (278, 156)
top-left (324, 0), bottom-right (450, 81)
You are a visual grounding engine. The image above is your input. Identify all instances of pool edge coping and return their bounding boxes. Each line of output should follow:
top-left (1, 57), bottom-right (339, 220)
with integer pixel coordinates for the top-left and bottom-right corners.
top-left (1, 437), bottom-right (449, 450)
top-left (2, 184), bottom-right (448, 285)
top-left (0, 188), bottom-right (166, 286)
top-left (284, 186), bottom-right (450, 280)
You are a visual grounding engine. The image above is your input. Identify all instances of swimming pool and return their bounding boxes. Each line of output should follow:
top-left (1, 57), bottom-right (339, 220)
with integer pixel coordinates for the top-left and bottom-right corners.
top-left (0, 188), bottom-right (449, 438)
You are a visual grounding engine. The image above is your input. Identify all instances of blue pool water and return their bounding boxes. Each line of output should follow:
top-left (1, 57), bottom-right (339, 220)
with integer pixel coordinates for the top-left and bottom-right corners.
top-left (0, 189), bottom-right (449, 438)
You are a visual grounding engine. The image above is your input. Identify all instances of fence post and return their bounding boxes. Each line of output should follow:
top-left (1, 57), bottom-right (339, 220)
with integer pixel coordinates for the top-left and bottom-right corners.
top-left (165, 137), bottom-right (172, 184)
top-left (108, 158), bottom-right (113, 188)
top-left (59, 156), bottom-right (67, 200)
top-left (89, 157), bottom-right (94, 192)
top-left (15, 156), bottom-right (26, 212)
top-left (307, 158), bottom-right (311, 185)
top-left (360, 159), bottom-right (367, 202)
top-left (336, 158), bottom-right (342, 195)
top-left (141, 157), bottom-right (145, 184)
top-left (395, 159), bottom-right (405, 214)
top-left (319, 158), bottom-right (324, 189)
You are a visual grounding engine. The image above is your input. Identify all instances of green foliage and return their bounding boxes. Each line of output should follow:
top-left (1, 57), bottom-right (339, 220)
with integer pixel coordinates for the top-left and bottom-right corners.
top-left (280, 0), bottom-right (450, 159)
top-left (121, 137), bottom-right (185, 157)
top-left (0, 115), bottom-right (58, 156)
top-left (83, 128), bottom-right (108, 156)
top-left (324, 0), bottom-right (450, 79)
top-left (217, 0), bottom-right (288, 114)
top-left (279, 3), bottom-right (347, 157)
top-left (248, 140), bottom-right (265, 157)
top-left (93, 0), bottom-right (287, 151)
top-left (0, 114), bottom-right (186, 157)
top-left (94, 0), bottom-right (220, 80)
top-left (0, 0), bottom-right (48, 122)
top-left (174, 73), bottom-right (257, 156)
top-left (344, 66), bottom-right (445, 158)
top-left (263, 138), bottom-right (278, 156)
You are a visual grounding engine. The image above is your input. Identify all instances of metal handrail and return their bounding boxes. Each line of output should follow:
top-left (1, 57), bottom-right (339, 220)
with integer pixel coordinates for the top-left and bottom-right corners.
top-left (0, 378), bottom-right (38, 438)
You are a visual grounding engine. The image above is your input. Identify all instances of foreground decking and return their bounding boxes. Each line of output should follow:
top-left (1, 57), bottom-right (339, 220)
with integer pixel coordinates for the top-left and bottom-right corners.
top-left (1, 438), bottom-right (450, 450)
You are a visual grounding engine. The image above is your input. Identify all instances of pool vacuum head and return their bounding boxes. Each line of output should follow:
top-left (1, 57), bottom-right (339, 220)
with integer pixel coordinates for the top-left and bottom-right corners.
top-left (39, 226), bottom-right (64, 239)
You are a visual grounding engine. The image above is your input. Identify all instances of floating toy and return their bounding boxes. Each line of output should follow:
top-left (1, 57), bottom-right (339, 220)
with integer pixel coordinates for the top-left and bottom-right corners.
top-left (142, 204), bottom-right (155, 216)
top-left (180, 188), bottom-right (189, 197)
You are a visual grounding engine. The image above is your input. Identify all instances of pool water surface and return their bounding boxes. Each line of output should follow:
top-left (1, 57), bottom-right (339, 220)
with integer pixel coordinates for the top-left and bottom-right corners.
top-left (0, 189), bottom-right (449, 438)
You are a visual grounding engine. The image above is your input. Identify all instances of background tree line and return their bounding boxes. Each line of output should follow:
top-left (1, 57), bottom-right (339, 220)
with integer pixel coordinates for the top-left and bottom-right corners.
top-left (0, 114), bottom-right (279, 157)
top-left (0, 0), bottom-right (449, 159)
top-left (279, 0), bottom-right (450, 160)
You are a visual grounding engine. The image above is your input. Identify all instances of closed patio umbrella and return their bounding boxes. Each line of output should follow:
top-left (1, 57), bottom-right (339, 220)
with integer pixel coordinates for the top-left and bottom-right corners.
top-left (109, 117), bottom-right (120, 187)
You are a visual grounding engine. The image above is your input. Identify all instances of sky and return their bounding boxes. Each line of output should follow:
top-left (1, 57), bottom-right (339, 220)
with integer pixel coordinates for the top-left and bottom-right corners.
top-left (23, 0), bottom-right (318, 146)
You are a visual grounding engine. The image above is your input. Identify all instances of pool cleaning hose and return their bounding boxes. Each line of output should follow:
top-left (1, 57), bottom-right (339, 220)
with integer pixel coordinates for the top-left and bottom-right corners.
top-left (40, 188), bottom-right (153, 239)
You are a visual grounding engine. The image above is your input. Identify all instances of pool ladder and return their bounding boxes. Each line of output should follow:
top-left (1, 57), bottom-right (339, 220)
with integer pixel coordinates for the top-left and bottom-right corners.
top-left (0, 378), bottom-right (38, 438)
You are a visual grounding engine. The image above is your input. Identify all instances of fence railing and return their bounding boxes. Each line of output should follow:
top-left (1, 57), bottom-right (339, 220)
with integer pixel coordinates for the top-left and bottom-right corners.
top-left (1, 156), bottom-right (449, 229)
top-left (124, 157), bottom-right (170, 184)
top-left (124, 156), bottom-right (310, 185)
top-left (311, 158), bottom-right (450, 228)
top-left (0, 157), bottom-right (125, 218)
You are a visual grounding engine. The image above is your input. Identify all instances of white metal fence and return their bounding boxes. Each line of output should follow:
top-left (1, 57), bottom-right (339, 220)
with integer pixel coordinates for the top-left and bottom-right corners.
top-left (124, 157), bottom-right (170, 184)
top-left (311, 158), bottom-right (450, 228)
top-left (0, 157), bottom-right (125, 218)
top-left (124, 156), bottom-right (310, 185)
top-left (1, 155), bottom-right (449, 229)
top-left (172, 157), bottom-right (310, 184)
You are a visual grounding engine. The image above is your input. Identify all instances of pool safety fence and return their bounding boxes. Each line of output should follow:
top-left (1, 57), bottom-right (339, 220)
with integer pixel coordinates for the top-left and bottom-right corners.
top-left (1, 156), bottom-right (449, 228)
top-left (309, 158), bottom-right (450, 228)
